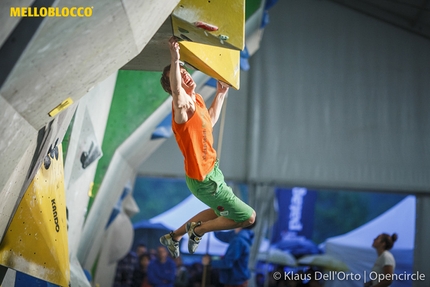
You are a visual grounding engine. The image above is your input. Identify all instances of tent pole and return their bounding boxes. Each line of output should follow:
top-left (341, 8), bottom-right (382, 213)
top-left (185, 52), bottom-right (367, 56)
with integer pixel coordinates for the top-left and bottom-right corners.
top-left (202, 234), bottom-right (210, 287)
top-left (202, 265), bottom-right (208, 287)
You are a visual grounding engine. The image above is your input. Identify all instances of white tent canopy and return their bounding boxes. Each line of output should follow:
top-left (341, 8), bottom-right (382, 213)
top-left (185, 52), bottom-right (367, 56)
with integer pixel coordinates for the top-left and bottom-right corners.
top-left (324, 196), bottom-right (415, 287)
top-left (149, 194), bottom-right (270, 256)
top-left (149, 194), bottom-right (229, 255)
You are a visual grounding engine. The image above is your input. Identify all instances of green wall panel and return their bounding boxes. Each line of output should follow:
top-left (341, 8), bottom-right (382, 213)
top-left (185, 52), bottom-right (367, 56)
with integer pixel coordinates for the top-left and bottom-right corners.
top-left (246, 0), bottom-right (262, 20)
top-left (89, 70), bottom-right (168, 209)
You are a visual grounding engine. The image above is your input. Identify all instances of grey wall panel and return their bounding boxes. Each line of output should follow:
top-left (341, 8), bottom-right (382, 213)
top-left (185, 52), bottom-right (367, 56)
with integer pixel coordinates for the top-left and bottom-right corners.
top-left (137, 134), bottom-right (186, 178)
top-left (122, 0), bottom-right (179, 52)
top-left (0, 0), bottom-right (34, 47)
top-left (245, 0), bottom-right (430, 191)
top-left (1, 0), bottom-right (139, 130)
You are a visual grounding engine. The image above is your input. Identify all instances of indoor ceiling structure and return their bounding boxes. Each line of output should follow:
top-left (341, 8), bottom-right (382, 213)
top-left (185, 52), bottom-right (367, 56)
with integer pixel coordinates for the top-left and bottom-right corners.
top-left (329, 0), bottom-right (430, 40)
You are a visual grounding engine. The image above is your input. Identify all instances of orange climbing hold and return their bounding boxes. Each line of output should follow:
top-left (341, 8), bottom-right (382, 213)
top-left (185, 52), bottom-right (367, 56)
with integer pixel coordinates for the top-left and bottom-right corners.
top-left (194, 21), bottom-right (219, 31)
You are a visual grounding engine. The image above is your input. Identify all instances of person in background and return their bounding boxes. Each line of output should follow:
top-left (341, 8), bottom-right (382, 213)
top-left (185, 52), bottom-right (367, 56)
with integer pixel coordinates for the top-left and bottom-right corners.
top-left (148, 246), bottom-right (176, 287)
top-left (149, 248), bottom-right (158, 261)
top-left (201, 219), bottom-right (256, 287)
top-left (132, 253), bottom-right (152, 287)
top-left (255, 273), bottom-right (265, 287)
top-left (136, 243), bottom-right (148, 257)
top-left (364, 233), bottom-right (398, 287)
top-left (188, 262), bottom-right (204, 287)
top-left (114, 242), bottom-right (148, 287)
top-left (174, 257), bottom-right (189, 287)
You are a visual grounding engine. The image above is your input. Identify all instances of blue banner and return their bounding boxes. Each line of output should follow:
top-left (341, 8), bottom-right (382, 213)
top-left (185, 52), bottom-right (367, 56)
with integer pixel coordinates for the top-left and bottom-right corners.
top-left (271, 187), bottom-right (317, 243)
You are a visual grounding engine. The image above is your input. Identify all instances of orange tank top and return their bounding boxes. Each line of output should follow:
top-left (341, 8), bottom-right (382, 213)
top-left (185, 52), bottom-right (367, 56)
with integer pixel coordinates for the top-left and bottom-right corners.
top-left (172, 93), bottom-right (217, 181)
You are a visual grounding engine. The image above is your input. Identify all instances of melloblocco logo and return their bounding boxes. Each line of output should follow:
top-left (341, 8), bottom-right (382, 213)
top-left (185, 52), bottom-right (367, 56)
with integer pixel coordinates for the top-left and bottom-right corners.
top-left (10, 6), bottom-right (93, 17)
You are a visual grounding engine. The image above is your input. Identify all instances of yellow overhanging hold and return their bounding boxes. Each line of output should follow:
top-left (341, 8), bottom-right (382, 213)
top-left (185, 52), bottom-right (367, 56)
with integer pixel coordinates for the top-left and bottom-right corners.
top-left (180, 41), bottom-right (241, 90)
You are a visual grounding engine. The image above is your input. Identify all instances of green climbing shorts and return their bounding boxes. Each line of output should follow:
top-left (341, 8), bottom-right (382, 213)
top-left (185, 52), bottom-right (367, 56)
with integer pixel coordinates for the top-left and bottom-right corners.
top-left (185, 160), bottom-right (254, 223)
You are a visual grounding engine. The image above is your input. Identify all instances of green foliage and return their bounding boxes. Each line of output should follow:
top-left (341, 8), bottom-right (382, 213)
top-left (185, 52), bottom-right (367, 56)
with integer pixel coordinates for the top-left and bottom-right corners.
top-left (312, 190), bottom-right (406, 244)
top-left (313, 191), bottom-right (367, 244)
top-left (131, 177), bottom-right (191, 223)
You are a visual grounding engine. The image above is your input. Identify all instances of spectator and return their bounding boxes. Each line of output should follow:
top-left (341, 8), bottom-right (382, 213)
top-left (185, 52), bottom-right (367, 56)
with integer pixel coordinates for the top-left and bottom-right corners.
top-left (364, 233), bottom-right (398, 287)
top-left (255, 273), bottom-right (264, 287)
top-left (188, 262), bottom-right (204, 287)
top-left (148, 246), bottom-right (176, 287)
top-left (174, 257), bottom-right (189, 287)
top-left (114, 242), bottom-right (149, 287)
top-left (132, 253), bottom-right (152, 287)
top-left (136, 243), bottom-right (148, 257)
top-left (114, 253), bottom-right (138, 287)
top-left (202, 219), bottom-right (256, 287)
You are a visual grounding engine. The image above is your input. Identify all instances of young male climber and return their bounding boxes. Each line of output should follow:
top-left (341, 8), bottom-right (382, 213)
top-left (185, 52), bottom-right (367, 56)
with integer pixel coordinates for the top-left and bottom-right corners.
top-left (159, 37), bottom-right (256, 258)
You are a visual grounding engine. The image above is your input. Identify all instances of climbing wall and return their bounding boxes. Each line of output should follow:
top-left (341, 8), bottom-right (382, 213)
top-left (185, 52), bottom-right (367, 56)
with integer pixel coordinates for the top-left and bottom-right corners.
top-left (171, 0), bottom-right (244, 50)
top-left (0, 145), bottom-right (70, 287)
top-left (122, 0), bottom-right (245, 89)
